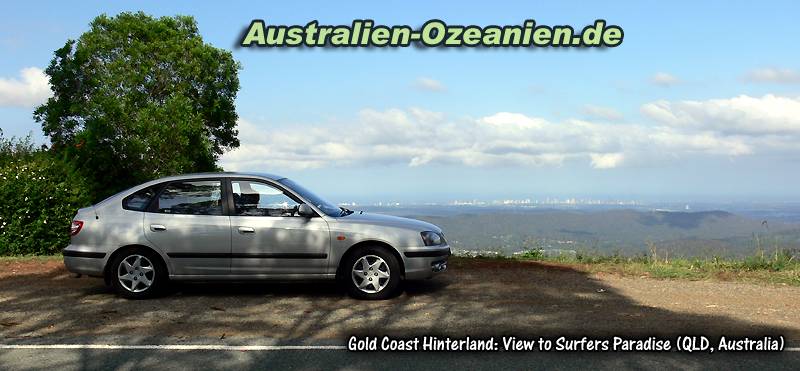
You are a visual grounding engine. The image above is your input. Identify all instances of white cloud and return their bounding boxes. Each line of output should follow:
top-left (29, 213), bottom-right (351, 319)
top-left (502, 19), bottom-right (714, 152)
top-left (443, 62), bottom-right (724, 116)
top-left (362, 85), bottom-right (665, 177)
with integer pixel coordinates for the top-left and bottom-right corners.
top-left (0, 67), bottom-right (51, 108)
top-left (640, 94), bottom-right (800, 136)
top-left (581, 105), bottom-right (624, 121)
top-left (590, 153), bottom-right (624, 169)
top-left (650, 72), bottom-right (680, 87)
top-left (645, 127), bottom-right (752, 156)
top-left (412, 77), bottom-right (446, 92)
top-left (222, 95), bottom-right (790, 172)
top-left (744, 68), bottom-right (800, 84)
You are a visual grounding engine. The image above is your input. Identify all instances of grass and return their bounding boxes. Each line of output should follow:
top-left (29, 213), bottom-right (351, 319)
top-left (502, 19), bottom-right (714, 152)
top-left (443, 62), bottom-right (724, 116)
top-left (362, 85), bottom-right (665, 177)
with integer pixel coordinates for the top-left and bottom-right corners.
top-left (0, 255), bottom-right (62, 262)
top-left (510, 249), bottom-right (800, 286)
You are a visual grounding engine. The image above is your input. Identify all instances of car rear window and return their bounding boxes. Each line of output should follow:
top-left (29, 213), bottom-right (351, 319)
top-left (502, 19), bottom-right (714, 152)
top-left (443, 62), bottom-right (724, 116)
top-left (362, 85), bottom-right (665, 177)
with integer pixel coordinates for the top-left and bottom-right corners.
top-left (155, 180), bottom-right (223, 215)
top-left (122, 186), bottom-right (157, 211)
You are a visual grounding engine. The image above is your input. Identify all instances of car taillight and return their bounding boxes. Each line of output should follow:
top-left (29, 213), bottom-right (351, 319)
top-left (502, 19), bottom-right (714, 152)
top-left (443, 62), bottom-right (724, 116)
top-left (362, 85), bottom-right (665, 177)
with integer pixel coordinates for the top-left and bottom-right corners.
top-left (70, 220), bottom-right (84, 236)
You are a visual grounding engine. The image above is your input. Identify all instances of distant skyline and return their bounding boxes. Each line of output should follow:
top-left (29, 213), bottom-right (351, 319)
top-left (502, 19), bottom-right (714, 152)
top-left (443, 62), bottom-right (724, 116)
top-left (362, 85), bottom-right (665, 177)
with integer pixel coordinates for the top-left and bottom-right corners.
top-left (2, 1), bottom-right (800, 202)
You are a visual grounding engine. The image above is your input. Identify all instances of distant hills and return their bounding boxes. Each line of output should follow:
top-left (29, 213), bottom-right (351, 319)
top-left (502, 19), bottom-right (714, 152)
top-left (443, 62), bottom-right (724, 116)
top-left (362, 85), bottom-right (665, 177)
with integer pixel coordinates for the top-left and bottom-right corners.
top-left (386, 208), bottom-right (800, 258)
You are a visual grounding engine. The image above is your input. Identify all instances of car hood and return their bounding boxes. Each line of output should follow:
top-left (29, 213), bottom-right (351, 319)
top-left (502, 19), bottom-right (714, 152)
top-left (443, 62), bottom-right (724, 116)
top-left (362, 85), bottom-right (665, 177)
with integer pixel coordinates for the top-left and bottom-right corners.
top-left (335, 212), bottom-right (441, 232)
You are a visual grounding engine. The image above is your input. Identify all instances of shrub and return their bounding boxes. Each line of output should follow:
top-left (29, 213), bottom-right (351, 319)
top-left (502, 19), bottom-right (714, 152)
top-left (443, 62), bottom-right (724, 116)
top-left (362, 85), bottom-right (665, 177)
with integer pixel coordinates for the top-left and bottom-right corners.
top-left (0, 155), bottom-right (92, 255)
top-left (518, 249), bottom-right (545, 260)
top-left (0, 130), bottom-right (36, 167)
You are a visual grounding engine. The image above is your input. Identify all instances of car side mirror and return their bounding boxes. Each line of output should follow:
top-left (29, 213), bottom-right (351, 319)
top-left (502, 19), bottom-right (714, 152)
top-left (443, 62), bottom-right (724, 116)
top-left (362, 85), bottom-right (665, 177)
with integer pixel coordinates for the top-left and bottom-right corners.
top-left (297, 204), bottom-right (315, 218)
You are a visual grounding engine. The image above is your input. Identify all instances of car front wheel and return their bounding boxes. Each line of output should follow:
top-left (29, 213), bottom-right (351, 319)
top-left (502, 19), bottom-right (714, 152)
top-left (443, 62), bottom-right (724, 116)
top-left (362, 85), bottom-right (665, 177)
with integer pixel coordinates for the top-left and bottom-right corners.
top-left (343, 246), bottom-right (402, 300)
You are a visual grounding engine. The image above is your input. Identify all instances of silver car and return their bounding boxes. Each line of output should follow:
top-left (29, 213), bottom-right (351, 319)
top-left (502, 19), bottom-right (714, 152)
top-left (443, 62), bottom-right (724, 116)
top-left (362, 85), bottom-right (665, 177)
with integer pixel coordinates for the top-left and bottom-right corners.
top-left (63, 172), bottom-right (450, 300)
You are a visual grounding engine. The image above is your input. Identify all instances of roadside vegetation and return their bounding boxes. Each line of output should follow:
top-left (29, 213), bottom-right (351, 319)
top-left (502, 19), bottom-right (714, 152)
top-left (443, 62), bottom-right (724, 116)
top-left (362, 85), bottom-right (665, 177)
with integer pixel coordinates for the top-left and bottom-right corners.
top-left (452, 248), bottom-right (800, 287)
top-left (0, 132), bottom-right (92, 255)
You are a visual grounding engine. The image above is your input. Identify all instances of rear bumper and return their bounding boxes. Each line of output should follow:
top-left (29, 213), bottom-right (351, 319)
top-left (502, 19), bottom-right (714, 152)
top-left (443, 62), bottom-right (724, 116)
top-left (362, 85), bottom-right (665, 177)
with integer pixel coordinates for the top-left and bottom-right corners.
top-left (402, 246), bottom-right (450, 280)
top-left (63, 245), bottom-right (106, 276)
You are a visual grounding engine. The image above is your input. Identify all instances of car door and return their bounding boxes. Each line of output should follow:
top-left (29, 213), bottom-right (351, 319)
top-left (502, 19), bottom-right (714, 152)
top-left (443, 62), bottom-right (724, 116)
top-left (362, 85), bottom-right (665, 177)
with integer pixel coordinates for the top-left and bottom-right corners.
top-left (228, 179), bottom-right (330, 275)
top-left (144, 179), bottom-right (231, 276)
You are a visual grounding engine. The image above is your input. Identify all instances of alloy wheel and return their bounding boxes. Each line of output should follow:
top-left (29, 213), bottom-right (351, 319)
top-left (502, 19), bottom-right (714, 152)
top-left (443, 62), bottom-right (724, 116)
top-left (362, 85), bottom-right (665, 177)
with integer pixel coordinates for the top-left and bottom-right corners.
top-left (117, 254), bottom-right (155, 293)
top-left (351, 255), bottom-right (391, 293)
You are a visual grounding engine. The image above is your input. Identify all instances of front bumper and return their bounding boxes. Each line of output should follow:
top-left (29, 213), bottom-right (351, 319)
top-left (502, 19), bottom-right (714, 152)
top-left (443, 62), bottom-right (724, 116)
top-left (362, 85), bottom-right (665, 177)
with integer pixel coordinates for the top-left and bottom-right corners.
top-left (402, 246), bottom-right (450, 280)
top-left (63, 245), bottom-right (106, 276)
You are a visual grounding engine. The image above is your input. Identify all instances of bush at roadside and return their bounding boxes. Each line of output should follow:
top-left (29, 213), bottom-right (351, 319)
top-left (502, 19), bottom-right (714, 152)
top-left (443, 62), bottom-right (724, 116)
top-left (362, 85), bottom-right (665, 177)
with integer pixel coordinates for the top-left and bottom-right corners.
top-left (0, 155), bottom-right (92, 255)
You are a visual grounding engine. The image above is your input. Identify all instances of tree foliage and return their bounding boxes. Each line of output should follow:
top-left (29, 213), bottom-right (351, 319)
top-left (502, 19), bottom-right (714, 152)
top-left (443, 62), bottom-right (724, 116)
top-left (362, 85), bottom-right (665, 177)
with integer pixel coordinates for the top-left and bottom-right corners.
top-left (34, 12), bottom-right (241, 200)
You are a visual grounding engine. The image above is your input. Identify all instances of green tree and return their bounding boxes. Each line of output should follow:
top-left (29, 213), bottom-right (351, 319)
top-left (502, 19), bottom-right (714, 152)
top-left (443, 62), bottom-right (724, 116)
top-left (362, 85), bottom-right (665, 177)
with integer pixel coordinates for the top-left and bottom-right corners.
top-left (34, 12), bottom-right (241, 200)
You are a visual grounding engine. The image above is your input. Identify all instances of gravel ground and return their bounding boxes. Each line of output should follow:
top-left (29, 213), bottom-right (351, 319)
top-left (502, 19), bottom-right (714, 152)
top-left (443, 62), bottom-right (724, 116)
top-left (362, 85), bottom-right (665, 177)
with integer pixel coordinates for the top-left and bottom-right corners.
top-left (1, 258), bottom-right (798, 343)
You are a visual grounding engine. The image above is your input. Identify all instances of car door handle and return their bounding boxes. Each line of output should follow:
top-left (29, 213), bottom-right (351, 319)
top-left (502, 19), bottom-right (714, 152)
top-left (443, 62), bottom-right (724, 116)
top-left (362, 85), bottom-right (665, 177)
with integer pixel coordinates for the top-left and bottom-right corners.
top-left (238, 226), bottom-right (255, 234)
top-left (150, 224), bottom-right (167, 232)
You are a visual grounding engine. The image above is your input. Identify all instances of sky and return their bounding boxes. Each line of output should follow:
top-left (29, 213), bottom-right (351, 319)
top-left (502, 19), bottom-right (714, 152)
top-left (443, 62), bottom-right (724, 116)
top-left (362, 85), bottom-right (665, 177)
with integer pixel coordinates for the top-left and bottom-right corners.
top-left (1, 1), bottom-right (800, 203)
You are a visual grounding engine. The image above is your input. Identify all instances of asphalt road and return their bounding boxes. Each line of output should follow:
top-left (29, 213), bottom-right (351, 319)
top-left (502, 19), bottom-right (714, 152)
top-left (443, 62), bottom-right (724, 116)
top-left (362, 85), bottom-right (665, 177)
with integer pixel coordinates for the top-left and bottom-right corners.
top-left (1, 343), bottom-right (798, 370)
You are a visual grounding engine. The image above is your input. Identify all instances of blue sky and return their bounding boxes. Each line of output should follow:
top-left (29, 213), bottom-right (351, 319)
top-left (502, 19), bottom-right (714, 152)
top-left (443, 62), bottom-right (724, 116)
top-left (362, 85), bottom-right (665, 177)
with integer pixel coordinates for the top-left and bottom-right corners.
top-left (2, 1), bottom-right (800, 203)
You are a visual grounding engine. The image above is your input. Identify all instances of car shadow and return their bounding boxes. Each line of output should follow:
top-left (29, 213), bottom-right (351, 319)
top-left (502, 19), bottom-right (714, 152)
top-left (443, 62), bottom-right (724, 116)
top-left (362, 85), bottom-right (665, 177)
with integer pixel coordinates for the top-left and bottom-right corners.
top-left (169, 280), bottom-right (345, 298)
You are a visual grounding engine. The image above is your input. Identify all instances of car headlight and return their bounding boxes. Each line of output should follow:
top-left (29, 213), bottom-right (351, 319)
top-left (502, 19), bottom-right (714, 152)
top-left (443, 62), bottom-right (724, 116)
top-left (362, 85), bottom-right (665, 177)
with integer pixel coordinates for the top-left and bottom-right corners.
top-left (421, 231), bottom-right (446, 246)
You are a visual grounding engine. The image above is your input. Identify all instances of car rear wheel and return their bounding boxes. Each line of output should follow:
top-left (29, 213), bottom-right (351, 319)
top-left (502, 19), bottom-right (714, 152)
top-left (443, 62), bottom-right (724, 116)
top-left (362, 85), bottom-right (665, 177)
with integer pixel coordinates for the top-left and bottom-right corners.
top-left (109, 248), bottom-right (167, 299)
top-left (343, 246), bottom-right (402, 300)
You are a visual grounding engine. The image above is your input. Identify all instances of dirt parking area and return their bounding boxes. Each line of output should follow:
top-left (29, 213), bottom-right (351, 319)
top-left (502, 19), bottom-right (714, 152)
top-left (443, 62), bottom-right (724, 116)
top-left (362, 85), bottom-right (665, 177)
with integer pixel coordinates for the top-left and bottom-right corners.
top-left (1, 257), bottom-right (798, 343)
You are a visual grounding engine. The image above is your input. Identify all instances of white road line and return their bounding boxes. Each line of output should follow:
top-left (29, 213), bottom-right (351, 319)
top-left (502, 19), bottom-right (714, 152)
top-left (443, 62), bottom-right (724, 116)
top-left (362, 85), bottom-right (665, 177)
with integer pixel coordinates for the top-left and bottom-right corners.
top-left (0, 344), bottom-right (346, 351)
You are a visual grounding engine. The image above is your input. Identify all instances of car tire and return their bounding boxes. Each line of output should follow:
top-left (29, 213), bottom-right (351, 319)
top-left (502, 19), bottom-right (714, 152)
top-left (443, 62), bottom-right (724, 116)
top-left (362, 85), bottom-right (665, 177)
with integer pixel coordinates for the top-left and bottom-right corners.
top-left (342, 246), bottom-right (402, 300)
top-left (109, 248), bottom-right (167, 299)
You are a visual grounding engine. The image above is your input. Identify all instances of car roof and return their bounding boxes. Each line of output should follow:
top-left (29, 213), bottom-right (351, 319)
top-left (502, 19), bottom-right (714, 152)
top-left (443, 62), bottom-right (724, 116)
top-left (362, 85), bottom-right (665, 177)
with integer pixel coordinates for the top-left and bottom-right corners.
top-left (154, 171), bottom-right (287, 182)
top-left (95, 172), bottom-right (289, 207)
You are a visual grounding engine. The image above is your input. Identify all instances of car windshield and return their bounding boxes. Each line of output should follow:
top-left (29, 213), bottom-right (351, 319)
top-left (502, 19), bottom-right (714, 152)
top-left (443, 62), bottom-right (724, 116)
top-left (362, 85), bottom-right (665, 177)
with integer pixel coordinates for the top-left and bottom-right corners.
top-left (277, 178), bottom-right (344, 217)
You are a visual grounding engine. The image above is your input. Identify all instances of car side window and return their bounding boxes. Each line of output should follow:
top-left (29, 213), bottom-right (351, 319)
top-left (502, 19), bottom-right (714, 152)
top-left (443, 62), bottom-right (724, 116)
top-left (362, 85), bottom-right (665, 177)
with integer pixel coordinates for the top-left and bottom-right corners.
top-left (231, 180), bottom-right (301, 217)
top-left (155, 180), bottom-right (223, 215)
top-left (123, 186), bottom-right (157, 211)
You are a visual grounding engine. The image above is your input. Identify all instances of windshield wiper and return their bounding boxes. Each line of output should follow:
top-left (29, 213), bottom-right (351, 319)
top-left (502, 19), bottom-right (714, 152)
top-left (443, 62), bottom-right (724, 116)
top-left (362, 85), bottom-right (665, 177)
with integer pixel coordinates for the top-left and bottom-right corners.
top-left (339, 206), bottom-right (354, 216)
